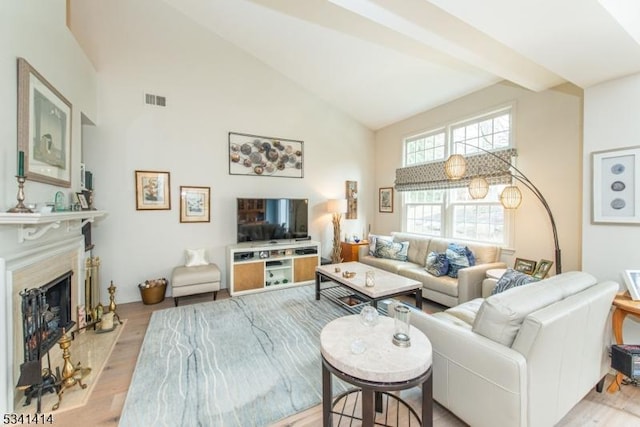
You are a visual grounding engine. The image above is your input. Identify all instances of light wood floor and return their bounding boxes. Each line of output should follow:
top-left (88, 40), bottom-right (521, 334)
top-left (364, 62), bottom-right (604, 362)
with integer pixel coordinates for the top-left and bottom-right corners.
top-left (48, 291), bottom-right (640, 426)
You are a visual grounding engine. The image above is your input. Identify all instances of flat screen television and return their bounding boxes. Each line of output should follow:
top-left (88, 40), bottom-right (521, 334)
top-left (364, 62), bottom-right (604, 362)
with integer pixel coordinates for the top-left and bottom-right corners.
top-left (237, 198), bottom-right (309, 243)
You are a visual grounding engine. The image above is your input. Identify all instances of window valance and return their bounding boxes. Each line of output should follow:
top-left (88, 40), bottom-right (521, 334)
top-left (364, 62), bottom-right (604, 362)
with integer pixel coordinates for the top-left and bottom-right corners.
top-left (395, 148), bottom-right (518, 192)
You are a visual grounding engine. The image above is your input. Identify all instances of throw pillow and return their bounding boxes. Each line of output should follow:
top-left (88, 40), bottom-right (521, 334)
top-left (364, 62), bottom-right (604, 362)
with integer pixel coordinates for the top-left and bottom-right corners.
top-left (491, 268), bottom-right (539, 295)
top-left (368, 234), bottom-right (390, 255)
top-left (446, 244), bottom-right (470, 278)
top-left (185, 248), bottom-right (209, 267)
top-left (374, 239), bottom-right (409, 261)
top-left (425, 252), bottom-right (449, 277)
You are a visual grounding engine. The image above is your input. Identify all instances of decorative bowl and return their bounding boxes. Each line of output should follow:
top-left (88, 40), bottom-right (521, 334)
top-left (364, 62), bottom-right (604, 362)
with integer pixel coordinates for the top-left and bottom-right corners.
top-left (342, 271), bottom-right (356, 279)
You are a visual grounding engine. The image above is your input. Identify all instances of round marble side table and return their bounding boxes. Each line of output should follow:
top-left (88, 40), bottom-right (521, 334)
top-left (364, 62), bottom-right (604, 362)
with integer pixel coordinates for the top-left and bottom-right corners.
top-left (320, 314), bottom-right (433, 426)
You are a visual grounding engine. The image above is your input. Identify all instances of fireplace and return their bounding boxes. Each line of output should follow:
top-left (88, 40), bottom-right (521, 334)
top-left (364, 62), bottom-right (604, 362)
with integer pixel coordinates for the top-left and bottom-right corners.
top-left (17, 271), bottom-right (75, 411)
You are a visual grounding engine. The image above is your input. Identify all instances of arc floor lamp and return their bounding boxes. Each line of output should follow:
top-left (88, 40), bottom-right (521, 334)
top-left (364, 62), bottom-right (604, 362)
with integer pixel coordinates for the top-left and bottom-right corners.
top-left (444, 143), bottom-right (561, 275)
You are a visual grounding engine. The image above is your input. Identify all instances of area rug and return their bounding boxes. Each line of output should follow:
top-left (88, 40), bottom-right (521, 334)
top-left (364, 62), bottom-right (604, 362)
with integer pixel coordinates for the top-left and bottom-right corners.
top-left (119, 285), bottom-right (350, 427)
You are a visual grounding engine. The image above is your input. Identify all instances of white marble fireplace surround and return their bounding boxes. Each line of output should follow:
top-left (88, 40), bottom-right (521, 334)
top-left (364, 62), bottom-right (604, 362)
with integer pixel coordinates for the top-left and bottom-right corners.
top-left (0, 211), bottom-right (104, 413)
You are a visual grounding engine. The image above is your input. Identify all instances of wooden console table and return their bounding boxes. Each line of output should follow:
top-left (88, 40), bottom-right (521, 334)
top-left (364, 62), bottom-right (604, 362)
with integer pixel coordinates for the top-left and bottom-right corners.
top-left (607, 291), bottom-right (640, 393)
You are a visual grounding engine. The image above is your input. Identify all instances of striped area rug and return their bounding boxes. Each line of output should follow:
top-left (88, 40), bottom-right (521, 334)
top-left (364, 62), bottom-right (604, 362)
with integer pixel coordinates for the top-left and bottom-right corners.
top-left (119, 285), bottom-right (350, 426)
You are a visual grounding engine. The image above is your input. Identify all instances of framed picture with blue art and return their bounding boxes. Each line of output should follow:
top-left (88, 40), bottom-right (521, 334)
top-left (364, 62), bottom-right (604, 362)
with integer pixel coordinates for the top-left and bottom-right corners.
top-left (623, 270), bottom-right (640, 301)
top-left (179, 186), bottom-right (210, 223)
top-left (592, 146), bottom-right (640, 224)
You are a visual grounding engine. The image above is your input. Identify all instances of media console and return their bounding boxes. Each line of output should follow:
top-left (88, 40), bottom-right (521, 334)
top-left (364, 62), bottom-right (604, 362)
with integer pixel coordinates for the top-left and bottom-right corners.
top-left (227, 240), bottom-right (320, 296)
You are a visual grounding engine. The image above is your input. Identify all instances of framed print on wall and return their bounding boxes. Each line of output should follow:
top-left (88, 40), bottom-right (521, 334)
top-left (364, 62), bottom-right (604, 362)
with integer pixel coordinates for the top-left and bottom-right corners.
top-left (17, 57), bottom-right (72, 187)
top-left (228, 132), bottom-right (303, 178)
top-left (379, 187), bottom-right (394, 213)
top-left (180, 186), bottom-right (210, 223)
top-left (135, 170), bottom-right (171, 210)
top-left (592, 146), bottom-right (640, 224)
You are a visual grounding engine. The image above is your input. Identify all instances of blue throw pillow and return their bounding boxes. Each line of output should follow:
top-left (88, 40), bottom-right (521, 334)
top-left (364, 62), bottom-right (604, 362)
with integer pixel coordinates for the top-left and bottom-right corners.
top-left (425, 252), bottom-right (449, 277)
top-left (374, 239), bottom-right (409, 261)
top-left (445, 247), bottom-right (469, 278)
top-left (491, 268), bottom-right (539, 295)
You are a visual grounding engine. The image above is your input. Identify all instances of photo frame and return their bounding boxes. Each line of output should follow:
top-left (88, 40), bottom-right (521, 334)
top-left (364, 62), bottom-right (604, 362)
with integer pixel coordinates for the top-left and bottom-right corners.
top-left (622, 270), bottom-right (640, 301)
top-left (532, 259), bottom-right (553, 279)
top-left (76, 192), bottom-right (89, 210)
top-left (379, 187), bottom-right (394, 213)
top-left (135, 170), bottom-right (171, 210)
top-left (180, 186), bottom-right (210, 223)
top-left (514, 258), bottom-right (536, 275)
top-left (346, 180), bottom-right (358, 219)
top-left (17, 57), bottom-right (72, 187)
top-left (592, 146), bottom-right (640, 224)
top-left (228, 132), bottom-right (303, 178)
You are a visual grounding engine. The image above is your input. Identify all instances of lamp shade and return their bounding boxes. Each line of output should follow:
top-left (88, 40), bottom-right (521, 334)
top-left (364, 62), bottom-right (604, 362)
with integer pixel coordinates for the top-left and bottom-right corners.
top-left (468, 176), bottom-right (489, 199)
top-left (500, 185), bottom-right (522, 209)
top-left (327, 199), bottom-right (347, 214)
top-left (444, 154), bottom-right (467, 179)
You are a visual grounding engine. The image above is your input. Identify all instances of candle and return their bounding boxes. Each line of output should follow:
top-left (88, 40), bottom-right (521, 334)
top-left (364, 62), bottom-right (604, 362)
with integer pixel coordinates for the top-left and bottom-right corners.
top-left (18, 150), bottom-right (24, 176)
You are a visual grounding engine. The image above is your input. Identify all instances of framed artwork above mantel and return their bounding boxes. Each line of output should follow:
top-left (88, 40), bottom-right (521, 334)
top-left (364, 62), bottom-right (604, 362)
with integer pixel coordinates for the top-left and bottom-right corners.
top-left (17, 57), bottom-right (73, 187)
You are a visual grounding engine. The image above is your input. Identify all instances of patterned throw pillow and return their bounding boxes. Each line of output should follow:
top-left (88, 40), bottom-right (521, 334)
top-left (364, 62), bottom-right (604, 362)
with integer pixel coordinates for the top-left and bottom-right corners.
top-left (445, 243), bottom-right (477, 278)
top-left (425, 252), bottom-right (449, 277)
top-left (368, 235), bottom-right (388, 255)
top-left (374, 239), bottom-right (409, 261)
top-left (491, 268), bottom-right (539, 295)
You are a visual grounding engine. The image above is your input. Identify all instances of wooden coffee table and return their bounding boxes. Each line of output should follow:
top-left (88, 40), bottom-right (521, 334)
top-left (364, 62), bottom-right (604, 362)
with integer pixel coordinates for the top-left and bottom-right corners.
top-left (315, 261), bottom-right (423, 310)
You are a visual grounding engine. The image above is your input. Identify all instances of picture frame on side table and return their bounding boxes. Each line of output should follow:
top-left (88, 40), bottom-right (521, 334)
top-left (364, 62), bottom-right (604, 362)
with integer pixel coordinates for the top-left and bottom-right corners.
top-left (379, 187), bottom-right (394, 213)
top-left (514, 258), bottom-right (536, 275)
top-left (135, 170), bottom-right (171, 210)
top-left (179, 186), bottom-right (210, 223)
top-left (532, 259), bottom-right (553, 280)
top-left (17, 57), bottom-right (72, 187)
top-left (623, 270), bottom-right (640, 301)
top-left (592, 146), bottom-right (640, 224)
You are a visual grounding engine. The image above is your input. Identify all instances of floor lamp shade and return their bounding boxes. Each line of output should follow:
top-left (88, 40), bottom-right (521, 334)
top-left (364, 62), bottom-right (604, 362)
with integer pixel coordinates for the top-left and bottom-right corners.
top-left (327, 199), bottom-right (347, 214)
top-left (500, 185), bottom-right (522, 209)
top-left (444, 154), bottom-right (466, 179)
top-left (468, 176), bottom-right (489, 199)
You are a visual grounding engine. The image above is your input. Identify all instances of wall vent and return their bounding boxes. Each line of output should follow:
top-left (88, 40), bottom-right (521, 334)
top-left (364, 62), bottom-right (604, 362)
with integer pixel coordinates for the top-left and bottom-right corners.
top-left (144, 93), bottom-right (167, 107)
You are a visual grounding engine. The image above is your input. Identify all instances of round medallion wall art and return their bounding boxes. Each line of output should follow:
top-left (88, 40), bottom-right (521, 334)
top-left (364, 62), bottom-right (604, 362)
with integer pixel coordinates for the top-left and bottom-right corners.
top-left (228, 132), bottom-right (304, 178)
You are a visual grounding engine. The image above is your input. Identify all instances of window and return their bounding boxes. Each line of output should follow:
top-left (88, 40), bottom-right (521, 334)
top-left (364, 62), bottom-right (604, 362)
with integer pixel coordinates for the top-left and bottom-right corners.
top-left (402, 107), bottom-right (513, 245)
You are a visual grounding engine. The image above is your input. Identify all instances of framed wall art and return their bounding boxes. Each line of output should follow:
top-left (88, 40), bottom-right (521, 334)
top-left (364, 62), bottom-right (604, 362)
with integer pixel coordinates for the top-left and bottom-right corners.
top-left (76, 192), bottom-right (90, 210)
top-left (623, 270), bottom-right (640, 300)
top-left (180, 186), bottom-right (210, 223)
top-left (135, 170), bottom-right (171, 210)
top-left (346, 180), bottom-right (358, 219)
top-left (17, 57), bottom-right (72, 187)
top-left (592, 146), bottom-right (640, 224)
top-left (228, 132), bottom-right (303, 178)
top-left (379, 187), bottom-right (394, 213)
top-left (532, 259), bottom-right (553, 280)
top-left (514, 258), bottom-right (536, 275)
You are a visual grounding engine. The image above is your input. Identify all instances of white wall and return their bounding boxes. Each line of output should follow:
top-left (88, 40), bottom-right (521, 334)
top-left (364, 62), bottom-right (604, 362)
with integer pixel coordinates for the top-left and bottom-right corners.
top-left (584, 72), bottom-right (640, 339)
top-left (374, 82), bottom-right (583, 272)
top-left (71, 0), bottom-right (375, 303)
top-left (0, 0), bottom-right (97, 414)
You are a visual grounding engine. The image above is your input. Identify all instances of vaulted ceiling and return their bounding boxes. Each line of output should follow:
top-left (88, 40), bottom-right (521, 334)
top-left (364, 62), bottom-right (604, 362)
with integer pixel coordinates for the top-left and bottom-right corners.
top-left (118, 1), bottom-right (640, 129)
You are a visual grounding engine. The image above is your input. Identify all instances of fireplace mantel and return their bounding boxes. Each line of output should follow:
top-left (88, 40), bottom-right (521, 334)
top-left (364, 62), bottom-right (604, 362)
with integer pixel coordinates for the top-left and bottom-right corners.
top-left (0, 210), bottom-right (107, 243)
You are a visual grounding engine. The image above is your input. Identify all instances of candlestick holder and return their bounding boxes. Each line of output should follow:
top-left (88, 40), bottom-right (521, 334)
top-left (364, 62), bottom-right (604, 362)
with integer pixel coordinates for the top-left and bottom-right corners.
top-left (7, 175), bottom-right (33, 213)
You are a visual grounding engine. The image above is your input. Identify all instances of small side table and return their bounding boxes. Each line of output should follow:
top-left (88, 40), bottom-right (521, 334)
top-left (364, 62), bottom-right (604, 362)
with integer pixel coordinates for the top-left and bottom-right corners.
top-left (607, 292), bottom-right (640, 393)
top-left (320, 315), bottom-right (433, 426)
top-left (340, 241), bottom-right (369, 262)
top-left (486, 268), bottom-right (507, 280)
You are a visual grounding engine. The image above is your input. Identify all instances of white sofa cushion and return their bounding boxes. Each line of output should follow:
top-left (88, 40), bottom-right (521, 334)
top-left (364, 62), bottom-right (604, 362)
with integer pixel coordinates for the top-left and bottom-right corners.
top-left (445, 298), bottom-right (484, 326)
top-left (472, 271), bottom-right (597, 347)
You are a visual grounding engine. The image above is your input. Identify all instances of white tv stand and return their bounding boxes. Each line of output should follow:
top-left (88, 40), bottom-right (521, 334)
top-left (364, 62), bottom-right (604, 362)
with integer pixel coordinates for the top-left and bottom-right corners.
top-left (227, 240), bottom-right (320, 296)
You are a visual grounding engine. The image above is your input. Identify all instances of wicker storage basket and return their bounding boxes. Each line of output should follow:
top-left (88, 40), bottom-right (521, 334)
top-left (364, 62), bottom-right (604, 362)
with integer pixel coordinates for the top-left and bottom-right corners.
top-left (138, 278), bottom-right (167, 305)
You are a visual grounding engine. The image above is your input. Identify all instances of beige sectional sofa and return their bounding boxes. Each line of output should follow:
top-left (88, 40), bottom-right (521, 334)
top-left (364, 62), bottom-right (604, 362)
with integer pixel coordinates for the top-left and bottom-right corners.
top-left (398, 271), bottom-right (618, 427)
top-left (358, 232), bottom-right (506, 307)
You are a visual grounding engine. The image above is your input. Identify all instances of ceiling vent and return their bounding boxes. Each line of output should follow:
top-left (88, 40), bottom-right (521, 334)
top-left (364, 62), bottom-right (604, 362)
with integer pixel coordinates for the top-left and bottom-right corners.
top-left (144, 93), bottom-right (166, 107)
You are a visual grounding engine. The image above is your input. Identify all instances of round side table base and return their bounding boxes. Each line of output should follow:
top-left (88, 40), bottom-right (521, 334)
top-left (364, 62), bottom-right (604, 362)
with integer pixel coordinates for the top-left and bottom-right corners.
top-left (330, 389), bottom-right (421, 426)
